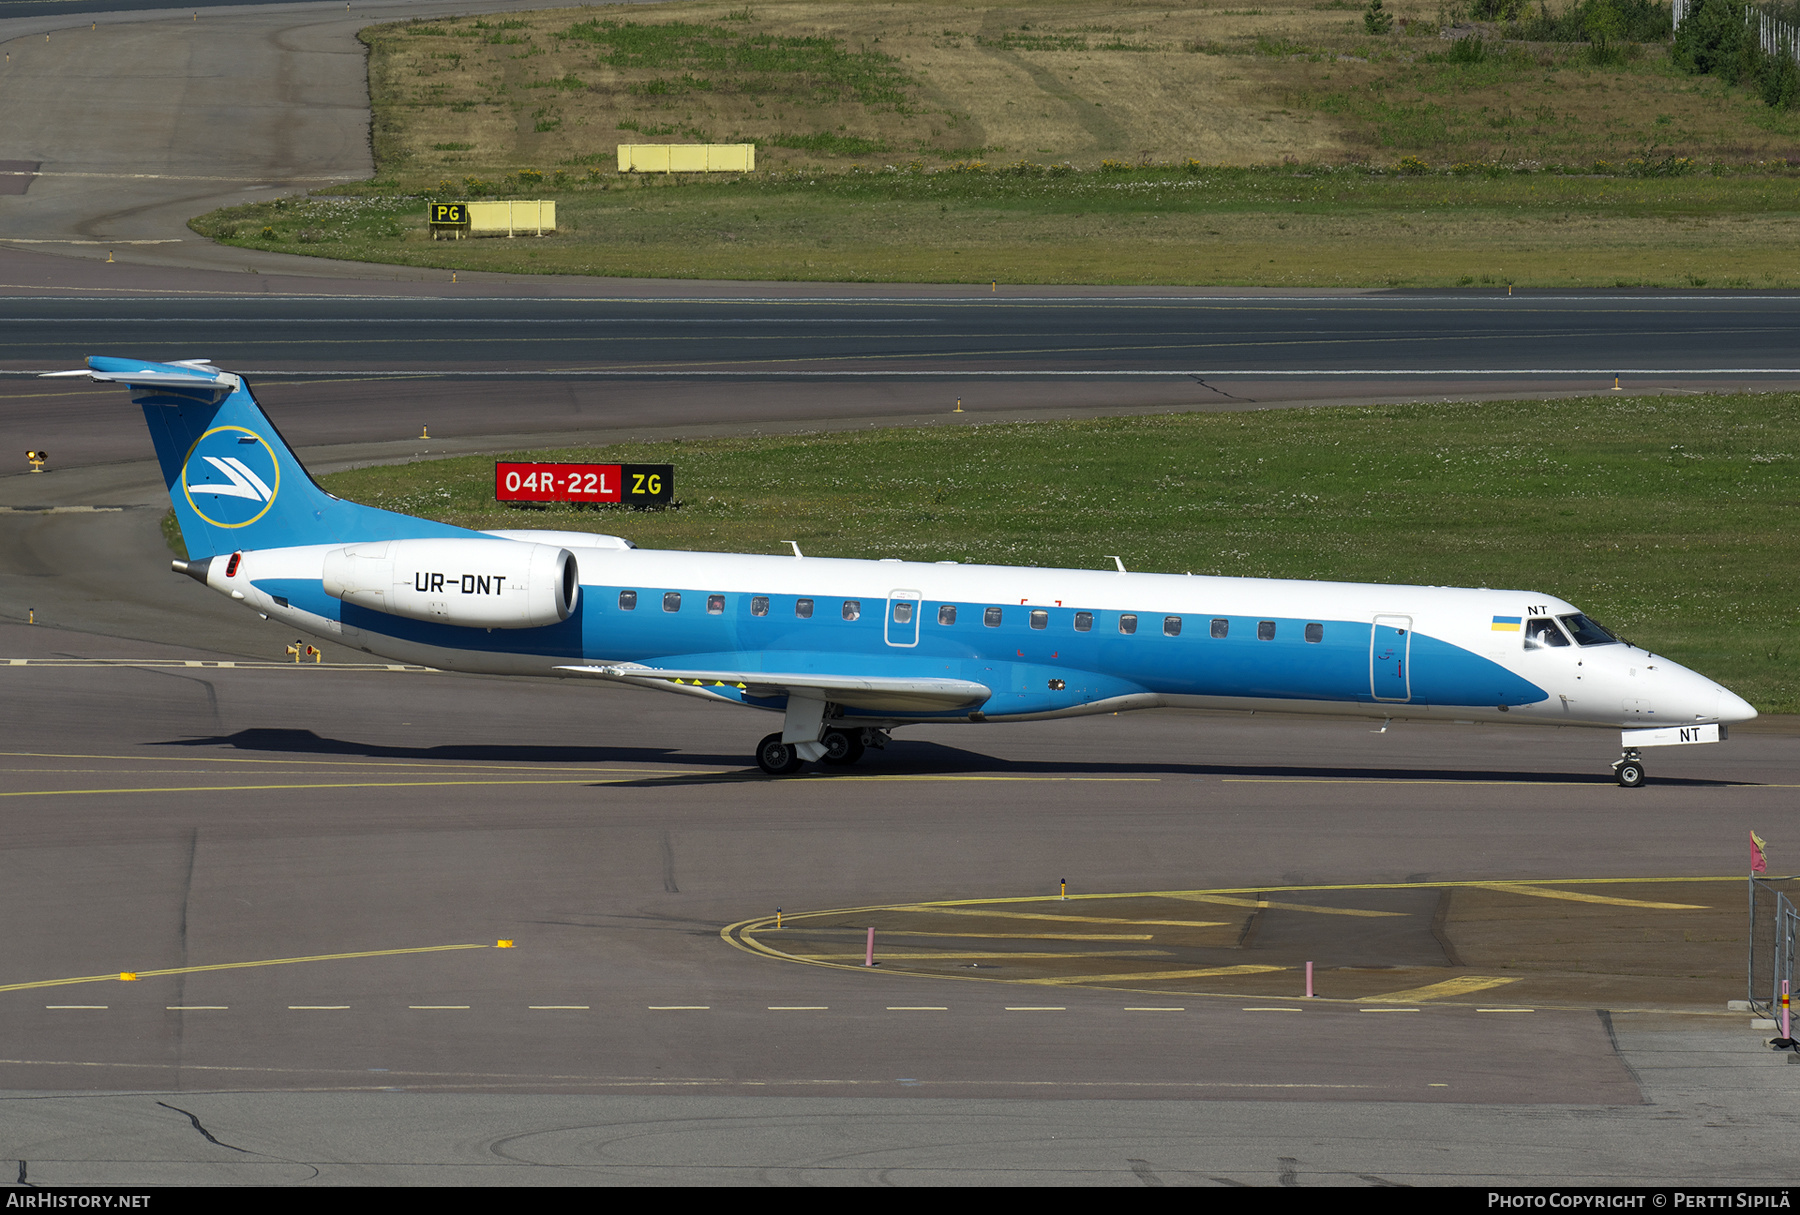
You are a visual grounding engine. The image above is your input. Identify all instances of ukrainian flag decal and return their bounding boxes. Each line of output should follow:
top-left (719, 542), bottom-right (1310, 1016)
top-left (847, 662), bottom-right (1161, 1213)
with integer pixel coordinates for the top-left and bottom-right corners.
top-left (1491, 615), bottom-right (1522, 632)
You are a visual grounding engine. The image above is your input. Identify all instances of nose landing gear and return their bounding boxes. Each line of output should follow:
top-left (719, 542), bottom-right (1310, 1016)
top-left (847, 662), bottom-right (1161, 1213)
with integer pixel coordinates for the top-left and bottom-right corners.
top-left (1613, 748), bottom-right (1646, 789)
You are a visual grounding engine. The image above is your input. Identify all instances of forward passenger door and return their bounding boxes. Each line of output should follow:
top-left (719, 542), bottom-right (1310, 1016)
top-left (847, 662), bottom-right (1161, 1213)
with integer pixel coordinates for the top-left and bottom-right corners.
top-left (1370, 614), bottom-right (1412, 702)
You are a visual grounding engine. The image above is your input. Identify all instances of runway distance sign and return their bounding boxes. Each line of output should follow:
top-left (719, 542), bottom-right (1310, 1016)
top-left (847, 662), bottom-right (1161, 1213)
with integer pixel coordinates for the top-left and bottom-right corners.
top-left (495, 461), bottom-right (674, 505)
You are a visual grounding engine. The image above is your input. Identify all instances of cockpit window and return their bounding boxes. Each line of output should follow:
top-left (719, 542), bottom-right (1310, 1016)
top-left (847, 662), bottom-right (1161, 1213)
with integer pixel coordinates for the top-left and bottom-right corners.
top-left (1524, 618), bottom-right (1570, 649)
top-left (1558, 613), bottom-right (1619, 647)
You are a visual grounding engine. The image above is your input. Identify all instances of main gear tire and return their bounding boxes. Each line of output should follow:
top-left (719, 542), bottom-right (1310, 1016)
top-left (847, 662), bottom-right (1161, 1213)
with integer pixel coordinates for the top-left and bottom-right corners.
top-left (756, 733), bottom-right (805, 776)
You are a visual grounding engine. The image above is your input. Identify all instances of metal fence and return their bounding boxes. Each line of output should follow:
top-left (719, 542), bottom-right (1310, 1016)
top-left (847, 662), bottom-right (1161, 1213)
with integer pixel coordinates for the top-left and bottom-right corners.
top-left (1748, 876), bottom-right (1797, 1019)
top-left (1672, 0), bottom-right (1800, 63)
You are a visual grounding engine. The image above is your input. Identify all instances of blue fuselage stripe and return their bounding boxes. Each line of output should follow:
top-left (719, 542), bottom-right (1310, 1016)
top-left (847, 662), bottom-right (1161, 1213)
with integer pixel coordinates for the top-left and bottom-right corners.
top-left (253, 579), bottom-right (1549, 717)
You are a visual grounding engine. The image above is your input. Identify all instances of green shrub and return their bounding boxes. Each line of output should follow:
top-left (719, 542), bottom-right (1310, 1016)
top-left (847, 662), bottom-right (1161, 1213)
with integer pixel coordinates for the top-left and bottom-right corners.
top-left (1760, 46), bottom-right (1800, 109)
top-left (1447, 35), bottom-right (1487, 64)
top-left (1364, 0), bottom-right (1395, 33)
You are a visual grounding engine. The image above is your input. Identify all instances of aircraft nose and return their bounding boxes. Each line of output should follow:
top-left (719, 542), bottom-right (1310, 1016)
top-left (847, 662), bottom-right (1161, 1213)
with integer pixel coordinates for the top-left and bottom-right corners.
top-left (1714, 686), bottom-right (1758, 724)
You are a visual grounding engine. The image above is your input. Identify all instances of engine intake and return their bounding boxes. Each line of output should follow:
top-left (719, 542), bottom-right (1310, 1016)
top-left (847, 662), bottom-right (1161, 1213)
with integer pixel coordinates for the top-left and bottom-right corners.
top-left (322, 537), bottom-right (578, 629)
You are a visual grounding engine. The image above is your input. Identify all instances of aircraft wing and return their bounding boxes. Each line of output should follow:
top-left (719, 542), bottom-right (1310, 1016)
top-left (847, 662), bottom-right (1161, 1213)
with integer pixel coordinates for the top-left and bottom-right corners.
top-left (556, 664), bottom-right (992, 712)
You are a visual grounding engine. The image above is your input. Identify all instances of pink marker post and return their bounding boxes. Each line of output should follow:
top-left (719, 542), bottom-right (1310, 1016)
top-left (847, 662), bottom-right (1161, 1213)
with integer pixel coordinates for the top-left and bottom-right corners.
top-left (865, 927), bottom-right (875, 967)
top-left (1305, 961), bottom-right (1314, 999)
top-left (1784, 980), bottom-right (1791, 1040)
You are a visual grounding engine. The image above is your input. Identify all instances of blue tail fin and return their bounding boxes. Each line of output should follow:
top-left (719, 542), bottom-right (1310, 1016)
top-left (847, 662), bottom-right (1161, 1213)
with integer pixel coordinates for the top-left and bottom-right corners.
top-left (66, 357), bottom-right (470, 559)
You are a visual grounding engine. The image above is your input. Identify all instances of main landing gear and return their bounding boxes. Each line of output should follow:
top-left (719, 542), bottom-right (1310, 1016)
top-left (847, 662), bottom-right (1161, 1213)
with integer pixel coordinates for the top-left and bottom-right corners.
top-left (1613, 748), bottom-right (1646, 789)
top-left (755, 728), bottom-right (882, 776)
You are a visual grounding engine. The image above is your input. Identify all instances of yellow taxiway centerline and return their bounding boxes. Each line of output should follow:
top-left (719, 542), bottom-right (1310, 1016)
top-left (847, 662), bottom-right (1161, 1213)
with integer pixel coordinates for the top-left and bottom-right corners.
top-left (0, 943), bottom-right (489, 993)
top-left (0, 751), bottom-right (697, 774)
top-left (0, 777), bottom-right (701, 798)
top-left (1361, 976), bottom-right (1523, 1003)
top-left (1468, 881), bottom-right (1708, 910)
top-left (880, 906), bottom-right (1228, 929)
top-left (1022, 965), bottom-right (1288, 985)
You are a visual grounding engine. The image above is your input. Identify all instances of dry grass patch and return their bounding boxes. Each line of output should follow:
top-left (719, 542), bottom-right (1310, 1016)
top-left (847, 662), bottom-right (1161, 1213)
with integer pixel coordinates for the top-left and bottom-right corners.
top-left (362, 0), bottom-right (1800, 183)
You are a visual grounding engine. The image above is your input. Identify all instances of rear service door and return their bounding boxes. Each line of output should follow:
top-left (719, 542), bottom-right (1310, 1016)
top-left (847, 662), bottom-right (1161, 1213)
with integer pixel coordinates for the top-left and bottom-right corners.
top-left (886, 590), bottom-right (922, 647)
top-left (1371, 614), bottom-right (1412, 702)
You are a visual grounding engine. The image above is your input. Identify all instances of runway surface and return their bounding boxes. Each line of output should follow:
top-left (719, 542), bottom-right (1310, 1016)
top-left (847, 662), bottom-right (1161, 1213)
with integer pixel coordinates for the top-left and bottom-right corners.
top-left (7, 254), bottom-right (1800, 479)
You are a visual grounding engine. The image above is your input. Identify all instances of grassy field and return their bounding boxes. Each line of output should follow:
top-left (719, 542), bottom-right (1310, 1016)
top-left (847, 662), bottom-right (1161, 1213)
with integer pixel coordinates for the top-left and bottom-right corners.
top-left (309, 393), bottom-right (1800, 713)
top-left (185, 0), bottom-right (1800, 285)
top-left (352, 0), bottom-right (1800, 177)
top-left (192, 165), bottom-right (1800, 286)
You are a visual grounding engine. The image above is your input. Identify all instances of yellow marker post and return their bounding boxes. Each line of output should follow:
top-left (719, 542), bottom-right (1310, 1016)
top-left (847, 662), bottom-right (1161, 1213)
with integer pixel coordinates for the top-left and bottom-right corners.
top-left (1060, 878), bottom-right (1067, 900)
top-left (776, 907), bottom-right (782, 929)
top-left (1613, 377), bottom-right (1621, 391)
top-left (26, 609), bottom-right (33, 625)
top-left (953, 398), bottom-right (962, 413)
top-left (420, 426), bottom-right (429, 439)
top-left (26, 450), bottom-right (46, 473)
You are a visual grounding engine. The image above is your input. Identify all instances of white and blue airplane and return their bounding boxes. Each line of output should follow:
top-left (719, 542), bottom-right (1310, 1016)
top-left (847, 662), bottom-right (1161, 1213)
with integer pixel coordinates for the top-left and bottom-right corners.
top-left (57, 356), bottom-right (1757, 784)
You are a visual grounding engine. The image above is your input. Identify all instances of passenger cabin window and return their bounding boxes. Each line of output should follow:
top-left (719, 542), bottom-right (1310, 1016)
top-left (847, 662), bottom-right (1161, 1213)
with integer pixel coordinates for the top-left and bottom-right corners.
top-left (1074, 612), bottom-right (1093, 632)
top-left (1525, 618), bottom-right (1570, 649)
top-left (1030, 610), bottom-right (1048, 630)
top-left (795, 598), bottom-right (814, 619)
top-left (1305, 622), bottom-right (1324, 644)
top-left (1163, 616), bottom-right (1182, 637)
top-left (1257, 620), bottom-right (1276, 641)
top-left (842, 600), bottom-right (861, 621)
top-left (893, 602), bottom-right (913, 624)
top-left (1119, 614), bottom-right (1138, 635)
top-left (1210, 618), bottom-right (1229, 639)
top-left (984, 607), bottom-right (1003, 628)
top-left (619, 590), bottom-right (637, 611)
top-left (938, 605), bottom-right (957, 626)
top-left (707, 594), bottom-right (725, 615)
top-left (751, 596), bottom-right (769, 617)
top-left (663, 592), bottom-right (681, 613)
top-left (1559, 613), bottom-right (1619, 647)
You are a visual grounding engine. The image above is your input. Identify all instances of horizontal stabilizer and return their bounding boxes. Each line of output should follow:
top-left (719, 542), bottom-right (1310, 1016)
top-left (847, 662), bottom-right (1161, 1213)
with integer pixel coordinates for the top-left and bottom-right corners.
top-left (43, 356), bottom-right (240, 395)
top-left (557, 664), bottom-right (992, 712)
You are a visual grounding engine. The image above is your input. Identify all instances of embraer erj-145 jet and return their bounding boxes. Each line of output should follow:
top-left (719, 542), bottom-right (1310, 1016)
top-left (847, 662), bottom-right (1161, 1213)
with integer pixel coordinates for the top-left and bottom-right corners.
top-left (58, 356), bottom-right (1756, 785)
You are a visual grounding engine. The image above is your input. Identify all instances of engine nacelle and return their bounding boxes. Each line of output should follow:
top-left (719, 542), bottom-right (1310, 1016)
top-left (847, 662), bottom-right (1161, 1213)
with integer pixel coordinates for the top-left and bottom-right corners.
top-left (322, 538), bottom-right (579, 629)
